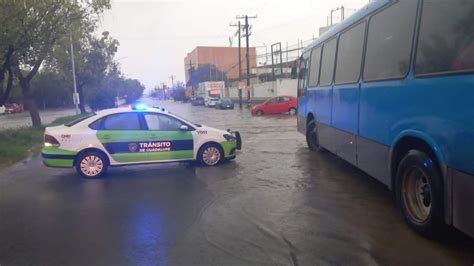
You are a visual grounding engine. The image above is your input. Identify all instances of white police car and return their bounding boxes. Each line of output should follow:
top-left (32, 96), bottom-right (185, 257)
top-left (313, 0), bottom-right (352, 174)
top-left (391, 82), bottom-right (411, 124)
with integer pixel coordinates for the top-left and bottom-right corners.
top-left (41, 105), bottom-right (241, 178)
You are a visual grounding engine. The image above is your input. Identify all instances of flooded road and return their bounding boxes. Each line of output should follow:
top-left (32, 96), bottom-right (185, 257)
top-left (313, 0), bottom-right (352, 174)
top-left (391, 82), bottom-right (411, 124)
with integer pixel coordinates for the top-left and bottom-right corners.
top-left (1, 100), bottom-right (473, 265)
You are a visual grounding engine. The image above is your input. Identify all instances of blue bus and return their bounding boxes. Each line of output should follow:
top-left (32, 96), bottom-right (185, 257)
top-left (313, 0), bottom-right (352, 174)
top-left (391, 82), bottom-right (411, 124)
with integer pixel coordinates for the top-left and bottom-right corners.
top-left (297, 0), bottom-right (474, 238)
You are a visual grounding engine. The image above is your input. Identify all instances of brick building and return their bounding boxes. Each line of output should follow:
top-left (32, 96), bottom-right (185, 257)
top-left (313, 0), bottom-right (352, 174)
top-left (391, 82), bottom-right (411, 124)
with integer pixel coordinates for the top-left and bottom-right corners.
top-left (184, 46), bottom-right (256, 82)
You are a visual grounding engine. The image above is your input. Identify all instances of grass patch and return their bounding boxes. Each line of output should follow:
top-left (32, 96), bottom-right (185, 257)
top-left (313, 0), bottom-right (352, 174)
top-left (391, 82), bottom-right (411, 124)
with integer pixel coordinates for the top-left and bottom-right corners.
top-left (0, 113), bottom-right (91, 168)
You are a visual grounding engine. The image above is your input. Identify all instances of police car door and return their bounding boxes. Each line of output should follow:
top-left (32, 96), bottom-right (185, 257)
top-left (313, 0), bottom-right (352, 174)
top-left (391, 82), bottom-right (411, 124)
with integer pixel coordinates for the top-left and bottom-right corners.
top-left (141, 113), bottom-right (194, 161)
top-left (96, 112), bottom-right (149, 163)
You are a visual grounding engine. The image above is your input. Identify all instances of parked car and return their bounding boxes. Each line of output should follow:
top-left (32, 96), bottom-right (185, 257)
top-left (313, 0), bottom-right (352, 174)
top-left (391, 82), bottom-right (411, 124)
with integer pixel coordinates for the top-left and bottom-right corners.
top-left (205, 96), bottom-right (220, 107)
top-left (191, 97), bottom-right (205, 106)
top-left (0, 105), bottom-right (5, 115)
top-left (5, 103), bottom-right (22, 114)
top-left (215, 98), bottom-right (235, 109)
top-left (251, 96), bottom-right (297, 116)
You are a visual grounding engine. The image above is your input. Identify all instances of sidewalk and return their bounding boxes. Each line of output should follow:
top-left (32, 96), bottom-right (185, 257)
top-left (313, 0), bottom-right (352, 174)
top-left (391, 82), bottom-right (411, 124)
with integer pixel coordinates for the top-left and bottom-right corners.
top-left (0, 108), bottom-right (78, 130)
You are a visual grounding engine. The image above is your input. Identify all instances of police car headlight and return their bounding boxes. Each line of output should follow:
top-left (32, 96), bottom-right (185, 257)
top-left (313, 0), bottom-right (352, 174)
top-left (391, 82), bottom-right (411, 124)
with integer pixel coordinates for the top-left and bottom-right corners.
top-left (223, 134), bottom-right (236, 141)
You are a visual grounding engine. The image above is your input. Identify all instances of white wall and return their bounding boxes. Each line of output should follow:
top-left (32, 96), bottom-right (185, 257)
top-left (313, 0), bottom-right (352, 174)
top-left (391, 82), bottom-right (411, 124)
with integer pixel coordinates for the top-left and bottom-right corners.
top-left (227, 78), bottom-right (297, 101)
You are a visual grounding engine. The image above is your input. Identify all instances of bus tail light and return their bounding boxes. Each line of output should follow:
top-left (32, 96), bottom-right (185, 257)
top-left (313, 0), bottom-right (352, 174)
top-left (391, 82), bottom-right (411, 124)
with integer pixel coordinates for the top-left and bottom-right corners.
top-left (44, 134), bottom-right (60, 147)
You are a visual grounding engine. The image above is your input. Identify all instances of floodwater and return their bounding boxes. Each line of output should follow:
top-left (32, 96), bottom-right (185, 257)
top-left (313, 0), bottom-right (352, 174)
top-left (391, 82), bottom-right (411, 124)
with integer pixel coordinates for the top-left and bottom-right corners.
top-left (0, 100), bottom-right (473, 265)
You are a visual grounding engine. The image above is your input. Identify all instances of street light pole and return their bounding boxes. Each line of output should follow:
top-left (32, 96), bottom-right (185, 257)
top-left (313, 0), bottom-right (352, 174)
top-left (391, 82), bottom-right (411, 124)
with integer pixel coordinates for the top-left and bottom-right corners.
top-left (70, 32), bottom-right (79, 115)
top-left (262, 42), bottom-right (268, 65)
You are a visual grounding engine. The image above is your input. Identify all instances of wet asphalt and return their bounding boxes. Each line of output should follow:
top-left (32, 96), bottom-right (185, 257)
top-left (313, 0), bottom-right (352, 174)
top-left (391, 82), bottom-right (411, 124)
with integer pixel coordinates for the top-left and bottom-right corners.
top-left (0, 100), bottom-right (473, 266)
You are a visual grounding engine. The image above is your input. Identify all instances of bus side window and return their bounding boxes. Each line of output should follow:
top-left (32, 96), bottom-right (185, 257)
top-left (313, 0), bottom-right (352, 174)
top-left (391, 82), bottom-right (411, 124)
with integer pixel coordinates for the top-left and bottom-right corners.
top-left (297, 59), bottom-right (308, 97)
top-left (363, 0), bottom-right (418, 81)
top-left (415, 0), bottom-right (474, 76)
top-left (319, 38), bottom-right (338, 86)
top-left (308, 47), bottom-right (322, 88)
top-left (335, 22), bottom-right (366, 85)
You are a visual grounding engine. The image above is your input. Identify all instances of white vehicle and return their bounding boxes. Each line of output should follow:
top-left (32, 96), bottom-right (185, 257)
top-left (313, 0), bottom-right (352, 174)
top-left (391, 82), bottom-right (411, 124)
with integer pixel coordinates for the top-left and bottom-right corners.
top-left (0, 105), bottom-right (5, 115)
top-left (41, 105), bottom-right (241, 178)
top-left (205, 97), bottom-right (220, 107)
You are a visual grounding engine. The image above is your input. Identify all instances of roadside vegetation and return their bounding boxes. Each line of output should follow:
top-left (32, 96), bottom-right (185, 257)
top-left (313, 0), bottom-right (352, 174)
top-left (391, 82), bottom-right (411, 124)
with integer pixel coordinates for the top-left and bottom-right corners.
top-left (0, 1), bottom-right (144, 127)
top-left (0, 114), bottom-right (86, 168)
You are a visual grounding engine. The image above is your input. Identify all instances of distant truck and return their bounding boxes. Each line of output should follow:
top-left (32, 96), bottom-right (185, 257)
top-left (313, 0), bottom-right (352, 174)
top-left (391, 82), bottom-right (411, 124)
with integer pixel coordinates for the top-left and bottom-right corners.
top-left (197, 81), bottom-right (224, 99)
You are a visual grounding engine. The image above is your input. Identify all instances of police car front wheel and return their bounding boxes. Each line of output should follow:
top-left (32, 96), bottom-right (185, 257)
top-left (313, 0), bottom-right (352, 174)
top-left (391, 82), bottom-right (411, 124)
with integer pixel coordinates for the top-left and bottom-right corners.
top-left (198, 143), bottom-right (223, 166)
top-left (76, 151), bottom-right (108, 178)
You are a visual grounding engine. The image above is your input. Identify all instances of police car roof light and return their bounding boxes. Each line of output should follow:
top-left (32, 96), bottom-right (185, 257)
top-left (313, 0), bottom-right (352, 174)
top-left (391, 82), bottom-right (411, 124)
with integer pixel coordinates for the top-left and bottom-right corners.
top-left (132, 104), bottom-right (147, 110)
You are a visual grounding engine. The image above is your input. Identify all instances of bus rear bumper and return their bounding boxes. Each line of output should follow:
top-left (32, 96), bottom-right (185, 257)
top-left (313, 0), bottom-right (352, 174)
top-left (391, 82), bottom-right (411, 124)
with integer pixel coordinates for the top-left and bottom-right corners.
top-left (452, 168), bottom-right (474, 238)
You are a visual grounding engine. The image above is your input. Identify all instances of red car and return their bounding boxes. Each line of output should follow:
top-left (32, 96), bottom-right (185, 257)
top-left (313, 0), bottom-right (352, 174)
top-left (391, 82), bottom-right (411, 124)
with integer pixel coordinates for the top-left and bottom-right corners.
top-left (251, 96), bottom-right (297, 116)
top-left (5, 103), bottom-right (22, 114)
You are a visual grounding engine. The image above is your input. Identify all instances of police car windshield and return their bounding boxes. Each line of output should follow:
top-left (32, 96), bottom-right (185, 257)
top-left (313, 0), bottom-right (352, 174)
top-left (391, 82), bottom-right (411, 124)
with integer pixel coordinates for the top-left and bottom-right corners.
top-left (65, 113), bottom-right (97, 127)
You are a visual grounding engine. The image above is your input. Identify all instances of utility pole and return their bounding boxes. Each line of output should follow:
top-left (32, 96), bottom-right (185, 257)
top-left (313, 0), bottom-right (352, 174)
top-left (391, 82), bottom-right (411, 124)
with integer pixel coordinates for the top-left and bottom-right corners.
top-left (70, 32), bottom-right (79, 115)
top-left (230, 21), bottom-right (243, 108)
top-left (169, 75), bottom-right (175, 88)
top-left (236, 14), bottom-right (257, 107)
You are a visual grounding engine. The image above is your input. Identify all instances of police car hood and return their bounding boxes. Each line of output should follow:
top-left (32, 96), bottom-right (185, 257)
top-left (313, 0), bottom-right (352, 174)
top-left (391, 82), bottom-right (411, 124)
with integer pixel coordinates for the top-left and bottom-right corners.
top-left (198, 124), bottom-right (228, 135)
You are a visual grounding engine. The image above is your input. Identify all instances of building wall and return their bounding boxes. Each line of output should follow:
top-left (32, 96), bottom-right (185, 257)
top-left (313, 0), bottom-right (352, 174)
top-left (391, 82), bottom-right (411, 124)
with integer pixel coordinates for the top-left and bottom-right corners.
top-left (184, 46), bottom-right (257, 81)
top-left (227, 78), bottom-right (298, 101)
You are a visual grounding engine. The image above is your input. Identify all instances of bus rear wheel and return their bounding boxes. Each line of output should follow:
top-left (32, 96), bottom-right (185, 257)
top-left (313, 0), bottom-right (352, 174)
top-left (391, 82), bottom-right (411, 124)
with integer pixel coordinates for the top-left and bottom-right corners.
top-left (306, 120), bottom-right (322, 151)
top-left (395, 150), bottom-right (444, 237)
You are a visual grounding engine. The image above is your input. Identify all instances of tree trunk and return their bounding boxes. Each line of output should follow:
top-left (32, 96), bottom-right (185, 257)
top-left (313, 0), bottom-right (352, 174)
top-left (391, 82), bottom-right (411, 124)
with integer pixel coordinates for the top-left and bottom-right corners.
top-left (19, 78), bottom-right (42, 127)
top-left (0, 68), bottom-right (14, 106)
top-left (77, 85), bottom-right (86, 114)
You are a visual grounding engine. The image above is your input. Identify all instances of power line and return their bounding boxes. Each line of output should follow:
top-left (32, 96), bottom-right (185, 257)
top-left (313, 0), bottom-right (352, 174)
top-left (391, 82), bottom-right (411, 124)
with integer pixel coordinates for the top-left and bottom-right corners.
top-left (229, 21), bottom-right (244, 108)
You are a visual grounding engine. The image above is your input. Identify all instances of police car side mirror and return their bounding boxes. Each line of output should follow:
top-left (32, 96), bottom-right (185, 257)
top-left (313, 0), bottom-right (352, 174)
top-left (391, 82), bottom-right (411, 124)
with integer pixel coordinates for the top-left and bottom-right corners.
top-left (179, 125), bottom-right (189, 131)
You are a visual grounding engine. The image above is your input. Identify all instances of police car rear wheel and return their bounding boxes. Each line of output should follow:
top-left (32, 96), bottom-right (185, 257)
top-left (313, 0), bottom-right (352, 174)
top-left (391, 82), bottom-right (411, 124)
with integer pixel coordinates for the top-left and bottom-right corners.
top-left (199, 144), bottom-right (222, 166)
top-left (76, 151), bottom-right (108, 178)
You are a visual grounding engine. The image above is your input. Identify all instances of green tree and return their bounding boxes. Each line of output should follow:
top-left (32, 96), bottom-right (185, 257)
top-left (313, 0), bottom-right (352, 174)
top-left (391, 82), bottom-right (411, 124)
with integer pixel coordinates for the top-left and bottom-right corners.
top-left (86, 68), bottom-right (145, 111)
top-left (31, 71), bottom-right (71, 109)
top-left (48, 31), bottom-right (119, 113)
top-left (0, 0), bottom-right (110, 127)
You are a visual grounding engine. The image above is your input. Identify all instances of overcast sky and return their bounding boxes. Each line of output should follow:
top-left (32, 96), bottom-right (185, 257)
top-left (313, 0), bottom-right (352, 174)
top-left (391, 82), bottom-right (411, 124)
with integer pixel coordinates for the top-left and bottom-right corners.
top-left (99, 0), bottom-right (368, 90)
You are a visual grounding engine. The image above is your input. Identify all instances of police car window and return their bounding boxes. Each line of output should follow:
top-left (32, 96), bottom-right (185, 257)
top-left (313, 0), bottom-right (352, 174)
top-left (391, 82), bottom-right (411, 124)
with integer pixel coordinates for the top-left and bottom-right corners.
top-left (103, 113), bottom-right (141, 130)
top-left (88, 118), bottom-right (103, 130)
top-left (144, 114), bottom-right (160, 130)
top-left (145, 114), bottom-right (183, 131)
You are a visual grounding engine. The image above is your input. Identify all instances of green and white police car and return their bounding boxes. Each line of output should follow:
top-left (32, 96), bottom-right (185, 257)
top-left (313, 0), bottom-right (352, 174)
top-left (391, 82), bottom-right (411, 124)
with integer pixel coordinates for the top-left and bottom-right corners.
top-left (41, 105), bottom-right (241, 178)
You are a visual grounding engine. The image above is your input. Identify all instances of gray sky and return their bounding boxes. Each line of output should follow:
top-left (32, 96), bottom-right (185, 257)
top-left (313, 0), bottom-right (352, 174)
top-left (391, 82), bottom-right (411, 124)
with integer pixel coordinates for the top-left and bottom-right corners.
top-left (99, 0), bottom-right (368, 90)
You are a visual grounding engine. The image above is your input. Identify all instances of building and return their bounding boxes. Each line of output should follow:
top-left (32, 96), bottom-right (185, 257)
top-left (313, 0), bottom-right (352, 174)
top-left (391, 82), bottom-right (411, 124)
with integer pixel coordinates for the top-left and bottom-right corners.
top-left (184, 46), bottom-right (257, 82)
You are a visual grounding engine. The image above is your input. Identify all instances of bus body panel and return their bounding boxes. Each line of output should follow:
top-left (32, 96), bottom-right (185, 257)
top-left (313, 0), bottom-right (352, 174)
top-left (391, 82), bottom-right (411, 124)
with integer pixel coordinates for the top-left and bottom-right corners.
top-left (296, 93), bottom-right (308, 134)
top-left (314, 86), bottom-right (333, 125)
top-left (453, 169), bottom-right (474, 238)
top-left (297, 0), bottom-right (474, 237)
top-left (332, 83), bottom-right (360, 135)
top-left (360, 75), bottom-right (474, 175)
top-left (332, 83), bottom-right (360, 165)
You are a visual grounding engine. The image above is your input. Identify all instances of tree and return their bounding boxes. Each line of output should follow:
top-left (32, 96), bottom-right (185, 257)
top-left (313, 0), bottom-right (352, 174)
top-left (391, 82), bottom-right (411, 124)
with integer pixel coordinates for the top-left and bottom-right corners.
top-left (0, 1), bottom-right (17, 106)
top-left (31, 71), bottom-right (71, 109)
top-left (87, 70), bottom-right (145, 110)
top-left (0, 0), bottom-right (111, 127)
top-left (48, 31), bottom-right (119, 113)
